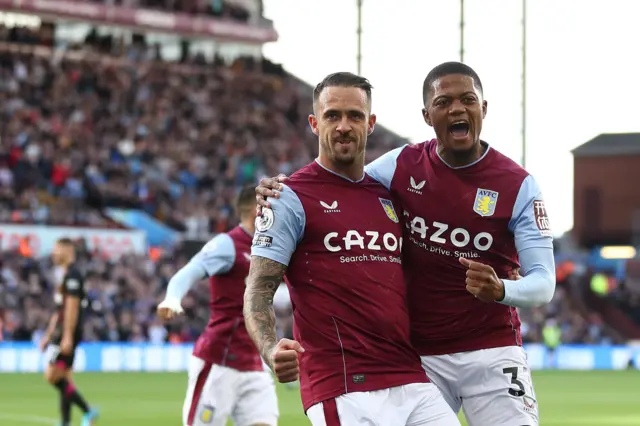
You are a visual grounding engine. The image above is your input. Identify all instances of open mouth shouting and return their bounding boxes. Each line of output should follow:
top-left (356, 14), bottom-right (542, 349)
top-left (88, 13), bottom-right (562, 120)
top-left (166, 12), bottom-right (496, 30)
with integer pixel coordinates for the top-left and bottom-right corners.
top-left (448, 120), bottom-right (470, 141)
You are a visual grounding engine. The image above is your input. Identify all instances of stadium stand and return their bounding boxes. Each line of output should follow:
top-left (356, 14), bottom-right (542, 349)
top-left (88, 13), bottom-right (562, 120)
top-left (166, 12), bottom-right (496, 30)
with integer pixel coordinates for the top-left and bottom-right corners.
top-left (86, 0), bottom-right (252, 22)
top-left (0, 23), bottom-right (404, 237)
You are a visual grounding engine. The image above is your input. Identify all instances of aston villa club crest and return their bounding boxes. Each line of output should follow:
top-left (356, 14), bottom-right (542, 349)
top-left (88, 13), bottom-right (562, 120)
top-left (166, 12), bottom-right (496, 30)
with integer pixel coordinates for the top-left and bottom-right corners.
top-left (473, 188), bottom-right (499, 217)
top-left (199, 405), bottom-right (215, 423)
top-left (379, 198), bottom-right (399, 223)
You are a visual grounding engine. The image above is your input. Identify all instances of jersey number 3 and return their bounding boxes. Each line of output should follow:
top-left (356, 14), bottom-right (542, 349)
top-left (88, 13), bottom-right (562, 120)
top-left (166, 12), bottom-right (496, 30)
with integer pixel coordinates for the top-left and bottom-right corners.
top-left (503, 367), bottom-right (526, 397)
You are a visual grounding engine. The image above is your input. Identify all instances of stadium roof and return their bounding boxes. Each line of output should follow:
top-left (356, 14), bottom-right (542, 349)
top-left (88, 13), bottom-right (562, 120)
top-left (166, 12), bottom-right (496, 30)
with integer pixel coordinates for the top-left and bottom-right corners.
top-left (572, 133), bottom-right (640, 157)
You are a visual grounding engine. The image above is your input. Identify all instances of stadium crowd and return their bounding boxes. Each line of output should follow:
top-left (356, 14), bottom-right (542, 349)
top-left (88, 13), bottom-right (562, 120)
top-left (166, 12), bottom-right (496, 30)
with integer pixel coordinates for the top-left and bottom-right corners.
top-left (0, 243), bottom-right (293, 344)
top-left (0, 22), bottom-right (619, 346)
top-left (0, 240), bottom-right (614, 346)
top-left (0, 23), bottom-right (402, 238)
top-left (90, 0), bottom-right (252, 22)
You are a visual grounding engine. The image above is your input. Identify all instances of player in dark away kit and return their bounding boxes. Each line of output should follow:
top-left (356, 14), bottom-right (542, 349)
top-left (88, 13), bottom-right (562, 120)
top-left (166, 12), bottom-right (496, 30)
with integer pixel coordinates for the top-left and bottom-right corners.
top-left (41, 238), bottom-right (99, 426)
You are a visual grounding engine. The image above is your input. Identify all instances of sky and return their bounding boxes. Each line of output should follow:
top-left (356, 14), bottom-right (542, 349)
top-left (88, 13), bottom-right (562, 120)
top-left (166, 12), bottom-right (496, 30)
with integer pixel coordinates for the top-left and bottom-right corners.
top-left (261, 0), bottom-right (640, 237)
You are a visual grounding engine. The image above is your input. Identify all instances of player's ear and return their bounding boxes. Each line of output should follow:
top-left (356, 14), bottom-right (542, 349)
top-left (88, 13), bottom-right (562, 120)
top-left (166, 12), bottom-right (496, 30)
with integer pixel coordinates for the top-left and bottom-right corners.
top-left (308, 114), bottom-right (319, 136)
top-left (367, 113), bottom-right (376, 135)
top-left (482, 100), bottom-right (488, 119)
top-left (422, 108), bottom-right (433, 127)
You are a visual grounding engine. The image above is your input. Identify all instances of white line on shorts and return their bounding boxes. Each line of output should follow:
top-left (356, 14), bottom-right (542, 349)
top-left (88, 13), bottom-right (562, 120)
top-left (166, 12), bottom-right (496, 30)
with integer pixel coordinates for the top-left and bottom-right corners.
top-left (0, 413), bottom-right (57, 424)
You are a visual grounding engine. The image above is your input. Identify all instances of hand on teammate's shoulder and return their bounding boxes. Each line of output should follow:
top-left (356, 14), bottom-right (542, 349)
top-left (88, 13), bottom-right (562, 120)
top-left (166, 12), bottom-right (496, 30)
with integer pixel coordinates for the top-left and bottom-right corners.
top-left (255, 174), bottom-right (288, 212)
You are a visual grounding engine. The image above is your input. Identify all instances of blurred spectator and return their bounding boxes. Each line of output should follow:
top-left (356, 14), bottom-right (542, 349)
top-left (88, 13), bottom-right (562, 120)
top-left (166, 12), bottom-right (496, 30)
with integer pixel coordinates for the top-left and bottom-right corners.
top-left (89, 0), bottom-right (250, 22)
top-left (0, 25), bottom-right (403, 235)
top-left (0, 246), bottom-right (615, 345)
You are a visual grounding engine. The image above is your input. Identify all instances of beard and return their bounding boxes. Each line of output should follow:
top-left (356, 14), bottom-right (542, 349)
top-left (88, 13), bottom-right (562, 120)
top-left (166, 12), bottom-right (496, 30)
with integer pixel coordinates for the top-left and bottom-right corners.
top-left (323, 136), bottom-right (363, 165)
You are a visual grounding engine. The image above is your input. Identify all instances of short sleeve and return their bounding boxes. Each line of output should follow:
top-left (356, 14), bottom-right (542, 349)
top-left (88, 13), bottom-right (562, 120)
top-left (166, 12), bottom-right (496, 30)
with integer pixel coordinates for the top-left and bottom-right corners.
top-left (193, 233), bottom-right (236, 276)
top-left (63, 269), bottom-right (84, 297)
top-left (509, 175), bottom-right (554, 252)
top-left (251, 185), bottom-right (306, 266)
top-left (364, 145), bottom-right (407, 190)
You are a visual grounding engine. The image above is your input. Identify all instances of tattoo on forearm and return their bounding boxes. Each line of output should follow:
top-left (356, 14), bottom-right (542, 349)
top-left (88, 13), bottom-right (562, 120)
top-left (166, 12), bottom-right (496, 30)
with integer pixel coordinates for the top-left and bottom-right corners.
top-left (243, 256), bottom-right (286, 366)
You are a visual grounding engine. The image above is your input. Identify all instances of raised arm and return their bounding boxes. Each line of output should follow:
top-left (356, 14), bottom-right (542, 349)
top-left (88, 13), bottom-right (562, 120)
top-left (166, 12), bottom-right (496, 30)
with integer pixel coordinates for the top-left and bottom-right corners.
top-left (158, 234), bottom-right (235, 321)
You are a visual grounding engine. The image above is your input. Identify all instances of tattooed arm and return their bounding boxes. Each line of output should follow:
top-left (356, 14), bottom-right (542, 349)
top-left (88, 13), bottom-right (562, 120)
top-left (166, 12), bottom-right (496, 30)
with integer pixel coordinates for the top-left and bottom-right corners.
top-left (248, 185), bottom-right (306, 380)
top-left (243, 256), bottom-right (287, 368)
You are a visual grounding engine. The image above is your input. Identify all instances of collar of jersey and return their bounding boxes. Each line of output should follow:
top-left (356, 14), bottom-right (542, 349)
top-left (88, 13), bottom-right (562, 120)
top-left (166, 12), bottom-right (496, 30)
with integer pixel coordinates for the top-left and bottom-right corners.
top-left (434, 140), bottom-right (491, 170)
top-left (239, 224), bottom-right (253, 237)
top-left (314, 159), bottom-right (365, 183)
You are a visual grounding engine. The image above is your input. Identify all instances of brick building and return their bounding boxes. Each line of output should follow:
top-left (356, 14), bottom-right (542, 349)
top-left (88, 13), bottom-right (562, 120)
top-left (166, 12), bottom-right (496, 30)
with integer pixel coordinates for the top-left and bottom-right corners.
top-left (573, 133), bottom-right (640, 247)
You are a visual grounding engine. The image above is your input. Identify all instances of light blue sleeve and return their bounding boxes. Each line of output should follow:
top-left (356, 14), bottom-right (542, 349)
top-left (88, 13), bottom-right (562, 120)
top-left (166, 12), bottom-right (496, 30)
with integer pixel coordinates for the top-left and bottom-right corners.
top-left (508, 175), bottom-right (554, 251)
top-left (500, 175), bottom-right (556, 308)
top-left (165, 234), bottom-right (236, 300)
top-left (251, 184), bottom-right (305, 266)
top-left (364, 145), bottom-right (407, 190)
top-left (499, 246), bottom-right (556, 308)
top-left (195, 233), bottom-right (236, 276)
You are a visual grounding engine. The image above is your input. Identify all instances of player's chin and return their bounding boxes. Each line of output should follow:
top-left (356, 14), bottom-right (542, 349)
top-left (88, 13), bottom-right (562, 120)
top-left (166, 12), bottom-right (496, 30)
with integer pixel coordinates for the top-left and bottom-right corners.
top-left (446, 132), bottom-right (475, 151)
top-left (334, 155), bottom-right (357, 167)
top-left (333, 147), bottom-right (358, 164)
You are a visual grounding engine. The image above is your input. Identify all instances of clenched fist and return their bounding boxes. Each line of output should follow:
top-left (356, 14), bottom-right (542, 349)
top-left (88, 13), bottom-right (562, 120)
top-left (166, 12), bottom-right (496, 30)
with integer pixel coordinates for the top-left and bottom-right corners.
top-left (157, 297), bottom-right (184, 321)
top-left (268, 338), bottom-right (305, 383)
top-left (460, 257), bottom-right (510, 302)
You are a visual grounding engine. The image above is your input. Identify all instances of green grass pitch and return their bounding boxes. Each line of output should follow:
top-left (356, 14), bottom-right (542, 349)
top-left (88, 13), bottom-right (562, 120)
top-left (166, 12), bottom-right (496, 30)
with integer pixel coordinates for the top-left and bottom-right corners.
top-left (0, 371), bottom-right (639, 425)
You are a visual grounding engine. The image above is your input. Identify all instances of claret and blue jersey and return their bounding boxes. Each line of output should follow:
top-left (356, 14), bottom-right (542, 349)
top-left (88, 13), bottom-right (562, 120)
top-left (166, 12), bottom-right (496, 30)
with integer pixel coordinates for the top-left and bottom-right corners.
top-left (365, 139), bottom-right (556, 355)
top-left (251, 160), bottom-right (427, 412)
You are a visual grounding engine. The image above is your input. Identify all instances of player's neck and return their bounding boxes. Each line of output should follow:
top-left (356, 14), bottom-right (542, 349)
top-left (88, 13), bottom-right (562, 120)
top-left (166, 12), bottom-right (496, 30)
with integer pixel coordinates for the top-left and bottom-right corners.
top-left (240, 220), bottom-right (254, 235)
top-left (316, 155), bottom-right (365, 182)
top-left (437, 140), bottom-right (487, 168)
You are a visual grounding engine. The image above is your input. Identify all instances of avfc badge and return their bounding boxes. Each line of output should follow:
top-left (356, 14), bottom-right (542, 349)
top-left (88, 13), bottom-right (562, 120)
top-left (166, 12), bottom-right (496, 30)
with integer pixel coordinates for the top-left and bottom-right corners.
top-left (199, 405), bottom-right (215, 424)
top-left (379, 198), bottom-right (399, 223)
top-left (533, 200), bottom-right (552, 237)
top-left (473, 188), bottom-right (499, 217)
top-left (255, 208), bottom-right (274, 232)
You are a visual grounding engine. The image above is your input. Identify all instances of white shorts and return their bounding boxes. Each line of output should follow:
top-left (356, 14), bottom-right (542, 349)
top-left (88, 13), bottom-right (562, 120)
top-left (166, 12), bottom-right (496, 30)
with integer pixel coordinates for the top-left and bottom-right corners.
top-left (306, 382), bottom-right (460, 425)
top-left (183, 356), bottom-right (279, 426)
top-left (421, 346), bottom-right (538, 426)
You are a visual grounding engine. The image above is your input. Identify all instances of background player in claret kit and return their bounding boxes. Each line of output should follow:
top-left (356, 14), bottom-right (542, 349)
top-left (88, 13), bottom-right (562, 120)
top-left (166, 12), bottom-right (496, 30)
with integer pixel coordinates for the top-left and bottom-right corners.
top-left (244, 72), bottom-right (459, 426)
top-left (40, 238), bottom-right (99, 426)
top-left (256, 62), bottom-right (555, 426)
top-left (157, 185), bottom-right (278, 426)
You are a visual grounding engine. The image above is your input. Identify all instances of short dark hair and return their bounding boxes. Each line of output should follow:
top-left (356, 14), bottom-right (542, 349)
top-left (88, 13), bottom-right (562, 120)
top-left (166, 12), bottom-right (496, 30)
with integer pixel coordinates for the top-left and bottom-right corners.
top-left (236, 184), bottom-right (256, 214)
top-left (313, 72), bottom-right (373, 106)
top-left (57, 238), bottom-right (75, 247)
top-left (56, 238), bottom-right (77, 255)
top-left (422, 62), bottom-right (483, 105)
